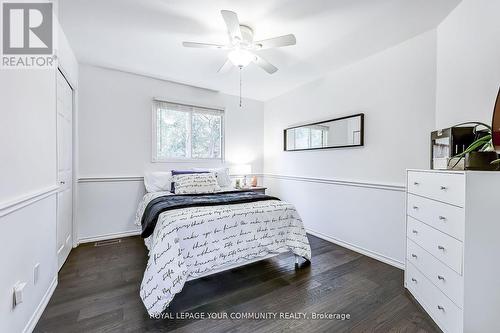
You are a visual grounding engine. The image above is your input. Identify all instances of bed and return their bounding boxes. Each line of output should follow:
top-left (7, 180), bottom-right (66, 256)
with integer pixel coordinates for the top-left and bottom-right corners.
top-left (134, 187), bottom-right (311, 316)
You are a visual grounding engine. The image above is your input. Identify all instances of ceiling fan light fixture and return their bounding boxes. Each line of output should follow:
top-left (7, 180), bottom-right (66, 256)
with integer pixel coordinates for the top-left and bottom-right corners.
top-left (183, 10), bottom-right (295, 74)
top-left (227, 49), bottom-right (254, 67)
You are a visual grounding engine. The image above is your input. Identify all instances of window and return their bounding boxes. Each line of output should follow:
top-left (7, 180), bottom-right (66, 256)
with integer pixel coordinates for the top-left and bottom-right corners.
top-left (289, 125), bottom-right (328, 150)
top-left (153, 100), bottom-right (224, 161)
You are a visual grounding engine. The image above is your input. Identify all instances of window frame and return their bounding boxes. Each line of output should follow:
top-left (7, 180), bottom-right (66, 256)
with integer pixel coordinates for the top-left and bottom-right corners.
top-left (292, 126), bottom-right (329, 150)
top-left (151, 99), bottom-right (225, 163)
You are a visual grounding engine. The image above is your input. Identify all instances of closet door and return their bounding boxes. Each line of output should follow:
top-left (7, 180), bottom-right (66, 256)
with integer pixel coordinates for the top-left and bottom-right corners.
top-left (56, 70), bottom-right (73, 270)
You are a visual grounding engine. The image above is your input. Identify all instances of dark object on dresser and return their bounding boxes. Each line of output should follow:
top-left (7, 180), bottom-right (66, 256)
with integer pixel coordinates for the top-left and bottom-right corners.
top-left (465, 151), bottom-right (499, 171)
top-left (430, 127), bottom-right (475, 169)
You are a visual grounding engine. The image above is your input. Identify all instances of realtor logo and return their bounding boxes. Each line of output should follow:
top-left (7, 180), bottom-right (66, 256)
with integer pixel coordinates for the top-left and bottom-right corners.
top-left (1, 1), bottom-right (56, 68)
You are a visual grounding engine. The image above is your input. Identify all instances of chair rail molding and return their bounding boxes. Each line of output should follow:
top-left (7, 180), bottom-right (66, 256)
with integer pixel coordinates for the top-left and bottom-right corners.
top-left (263, 174), bottom-right (406, 192)
top-left (78, 176), bottom-right (144, 183)
top-left (77, 174), bottom-right (405, 191)
top-left (0, 185), bottom-right (59, 217)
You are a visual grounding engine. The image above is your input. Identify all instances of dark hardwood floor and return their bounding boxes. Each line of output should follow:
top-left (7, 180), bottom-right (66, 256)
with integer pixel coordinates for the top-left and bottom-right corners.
top-left (35, 235), bottom-right (441, 333)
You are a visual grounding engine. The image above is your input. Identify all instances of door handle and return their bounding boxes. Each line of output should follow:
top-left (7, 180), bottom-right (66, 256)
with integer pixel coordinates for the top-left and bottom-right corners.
top-left (59, 181), bottom-right (66, 185)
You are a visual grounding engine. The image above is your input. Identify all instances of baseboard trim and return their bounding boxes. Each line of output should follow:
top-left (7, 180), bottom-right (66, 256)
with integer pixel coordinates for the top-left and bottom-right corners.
top-left (264, 174), bottom-right (405, 192)
top-left (77, 229), bottom-right (141, 245)
top-left (23, 276), bottom-right (57, 333)
top-left (306, 228), bottom-right (405, 270)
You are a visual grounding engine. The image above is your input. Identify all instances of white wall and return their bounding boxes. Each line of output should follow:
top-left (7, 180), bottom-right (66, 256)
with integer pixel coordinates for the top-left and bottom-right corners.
top-left (0, 70), bottom-right (57, 203)
top-left (0, 69), bottom-right (58, 333)
top-left (0, 17), bottom-right (78, 332)
top-left (77, 179), bottom-right (146, 242)
top-left (263, 30), bottom-right (437, 267)
top-left (0, 197), bottom-right (57, 333)
top-left (76, 64), bottom-right (265, 241)
top-left (436, 0), bottom-right (500, 128)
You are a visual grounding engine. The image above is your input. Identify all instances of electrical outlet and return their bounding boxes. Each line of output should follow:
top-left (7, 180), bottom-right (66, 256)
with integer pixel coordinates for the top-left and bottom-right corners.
top-left (13, 282), bottom-right (26, 307)
top-left (34, 263), bottom-right (40, 284)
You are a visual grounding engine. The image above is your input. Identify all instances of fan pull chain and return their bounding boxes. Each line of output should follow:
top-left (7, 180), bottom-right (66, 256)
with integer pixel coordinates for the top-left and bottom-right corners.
top-left (239, 65), bottom-right (242, 108)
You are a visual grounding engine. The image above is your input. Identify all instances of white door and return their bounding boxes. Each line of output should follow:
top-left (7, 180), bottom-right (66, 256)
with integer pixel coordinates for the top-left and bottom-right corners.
top-left (56, 70), bottom-right (73, 270)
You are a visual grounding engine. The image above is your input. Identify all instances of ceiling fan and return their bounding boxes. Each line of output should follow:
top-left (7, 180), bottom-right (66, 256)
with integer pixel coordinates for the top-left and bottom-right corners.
top-left (182, 10), bottom-right (296, 74)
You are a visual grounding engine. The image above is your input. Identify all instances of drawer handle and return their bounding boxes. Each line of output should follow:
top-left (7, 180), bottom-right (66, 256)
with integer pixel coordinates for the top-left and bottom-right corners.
top-left (438, 216), bottom-right (447, 221)
top-left (412, 206), bottom-right (419, 210)
top-left (438, 245), bottom-right (445, 250)
top-left (437, 275), bottom-right (445, 281)
top-left (411, 254), bottom-right (418, 258)
top-left (412, 230), bottom-right (418, 234)
top-left (411, 278), bottom-right (417, 283)
top-left (413, 182), bottom-right (420, 185)
top-left (440, 186), bottom-right (447, 190)
top-left (437, 305), bottom-right (445, 311)
top-left (60, 181), bottom-right (65, 185)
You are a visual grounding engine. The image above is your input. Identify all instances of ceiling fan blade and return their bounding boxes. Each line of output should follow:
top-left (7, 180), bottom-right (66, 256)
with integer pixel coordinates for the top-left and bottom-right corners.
top-left (217, 58), bottom-right (233, 73)
top-left (182, 41), bottom-right (225, 49)
top-left (221, 10), bottom-right (242, 41)
top-left (252, 53), bottom-right (278, 74)
top-left (254, 34), bottom-right (296, 49)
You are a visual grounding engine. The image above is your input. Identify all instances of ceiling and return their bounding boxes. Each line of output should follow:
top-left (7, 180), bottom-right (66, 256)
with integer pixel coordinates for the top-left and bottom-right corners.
top-left (59, 0), bottom-right (460, 101)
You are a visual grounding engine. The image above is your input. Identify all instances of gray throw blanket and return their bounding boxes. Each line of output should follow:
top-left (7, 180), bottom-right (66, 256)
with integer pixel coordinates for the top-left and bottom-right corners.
top-left (140, 190), bottom-right (279, 238)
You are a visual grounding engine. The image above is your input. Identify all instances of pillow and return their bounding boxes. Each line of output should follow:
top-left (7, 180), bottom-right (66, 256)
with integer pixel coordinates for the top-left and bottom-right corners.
top-left (170, 170), bottom-right (208, 192)
top-left (144, 171), bottom-right (172, 192)
top-left (173, 173), bottom-right (220, 194)
top-left (193, 167), bottom-right (231, 187)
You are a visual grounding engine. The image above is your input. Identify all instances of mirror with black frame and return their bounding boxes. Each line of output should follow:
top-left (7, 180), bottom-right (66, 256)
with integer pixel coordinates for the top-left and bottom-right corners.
top-left (284, 113), bottom-right (364, 151)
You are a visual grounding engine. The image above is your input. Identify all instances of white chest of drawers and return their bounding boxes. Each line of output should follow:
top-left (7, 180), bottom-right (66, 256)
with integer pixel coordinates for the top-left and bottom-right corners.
top-left (405, 169), bottom-right (500, 333)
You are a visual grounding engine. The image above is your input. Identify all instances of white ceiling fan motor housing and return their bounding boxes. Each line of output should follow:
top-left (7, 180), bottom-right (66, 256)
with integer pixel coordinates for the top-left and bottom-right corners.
top-left (238, 25), bottom-right (254, 46)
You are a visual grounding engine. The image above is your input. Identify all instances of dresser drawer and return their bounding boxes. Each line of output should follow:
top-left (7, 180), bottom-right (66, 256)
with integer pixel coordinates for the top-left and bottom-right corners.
top-left (407, 217), bottom-right (463, 274)
top-left (407, 194), bottom-right (465, 241)
top-left (407, 171), bottom-right (465, 207)
top-left (406, 262), bottom-right (463, 333)
top-left (407, 239), bottom-right (463, 307)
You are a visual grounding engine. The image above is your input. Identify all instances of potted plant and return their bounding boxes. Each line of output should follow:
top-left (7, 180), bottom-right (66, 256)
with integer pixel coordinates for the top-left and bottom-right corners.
top-left (451, 122), bottom-right (500, 170)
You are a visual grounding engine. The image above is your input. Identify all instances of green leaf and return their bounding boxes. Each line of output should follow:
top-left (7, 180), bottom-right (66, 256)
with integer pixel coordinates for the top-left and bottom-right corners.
top-left (454, 135), bottom-right (492, 158)
top-left (480, 141), bottom-right (494, 152)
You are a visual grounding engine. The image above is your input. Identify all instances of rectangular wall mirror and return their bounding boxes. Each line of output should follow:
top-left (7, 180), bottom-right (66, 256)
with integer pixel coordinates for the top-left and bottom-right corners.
top-left (284, 113), bottom-right (364, 151)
